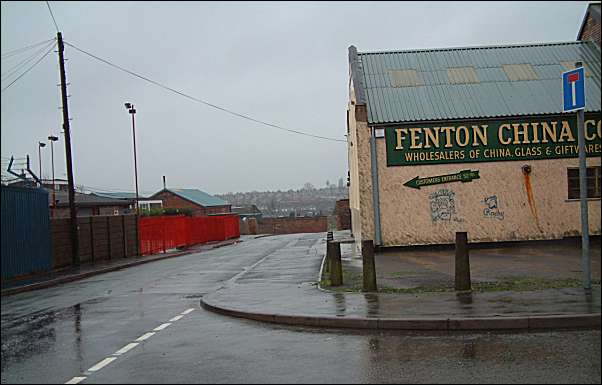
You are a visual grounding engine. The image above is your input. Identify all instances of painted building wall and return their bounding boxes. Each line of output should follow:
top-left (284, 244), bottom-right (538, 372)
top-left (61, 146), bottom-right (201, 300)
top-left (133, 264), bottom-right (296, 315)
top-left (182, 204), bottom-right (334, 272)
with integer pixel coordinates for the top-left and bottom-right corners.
top-left (347, 99), bottom-right (376, 245)
top-left (373, 135), bottom-right (601, 246)
top-left (348, 46), bottom-right (602, 247)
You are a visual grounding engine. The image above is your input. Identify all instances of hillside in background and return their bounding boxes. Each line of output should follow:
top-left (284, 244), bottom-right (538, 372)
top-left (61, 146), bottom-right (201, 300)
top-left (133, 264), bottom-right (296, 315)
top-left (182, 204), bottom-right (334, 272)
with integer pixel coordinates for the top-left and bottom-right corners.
top-left (216, 181), bottom-right (348, 217)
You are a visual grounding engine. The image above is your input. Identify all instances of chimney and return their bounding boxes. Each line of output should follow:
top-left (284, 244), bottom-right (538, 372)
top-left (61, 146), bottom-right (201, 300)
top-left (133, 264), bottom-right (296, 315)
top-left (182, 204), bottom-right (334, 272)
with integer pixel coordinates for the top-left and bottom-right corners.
top-left (163, 175), bottom-right (166, 190)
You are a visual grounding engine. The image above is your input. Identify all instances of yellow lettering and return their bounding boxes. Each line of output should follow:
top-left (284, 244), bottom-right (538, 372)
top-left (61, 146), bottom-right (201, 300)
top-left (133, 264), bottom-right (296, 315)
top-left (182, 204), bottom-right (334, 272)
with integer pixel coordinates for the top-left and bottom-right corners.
top-left (424, 127), bottom-right (440, 149)
top-left (440, 127), bottom-right (455, 148)
top-left (395, 128), bottom-right (407, 150)
top-left (499, 124), bottom-right (512, 145)
top-left (541, 122), bottom-right (557, 143)
top-left (473, 125), bottom-right (488, 146)
top-left (584, 120), bottom-right (597, 141)
top-left (456, 126), bottom-right (470, 147)
top-left (531, 122), bottom-right (540, 144)
top-left (558, 121), bottom-right (575, 142)
top-left (409, 128), bottom-right (422, 149)
top-left (512, 123), bottom-right (530, 144)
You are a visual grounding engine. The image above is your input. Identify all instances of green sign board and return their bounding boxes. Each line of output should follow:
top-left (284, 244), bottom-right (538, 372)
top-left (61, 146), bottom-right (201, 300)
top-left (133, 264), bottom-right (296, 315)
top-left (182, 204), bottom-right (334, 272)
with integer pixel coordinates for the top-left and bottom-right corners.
top-left (404, 170), bottom-right (480, 189)
top-left (385, 114), bottom-right (602, 166)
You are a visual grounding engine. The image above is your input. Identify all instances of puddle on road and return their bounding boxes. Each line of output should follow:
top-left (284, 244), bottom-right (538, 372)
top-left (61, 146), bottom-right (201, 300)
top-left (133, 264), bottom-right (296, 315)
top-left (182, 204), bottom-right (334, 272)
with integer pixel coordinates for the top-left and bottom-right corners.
top-left (1, 302), bottom-right (85, 371)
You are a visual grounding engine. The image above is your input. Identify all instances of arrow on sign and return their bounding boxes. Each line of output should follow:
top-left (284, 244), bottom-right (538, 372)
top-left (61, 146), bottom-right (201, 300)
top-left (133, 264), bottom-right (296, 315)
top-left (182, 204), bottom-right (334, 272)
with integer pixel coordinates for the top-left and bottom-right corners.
top-left (404, 170), bottom-right (480, 190)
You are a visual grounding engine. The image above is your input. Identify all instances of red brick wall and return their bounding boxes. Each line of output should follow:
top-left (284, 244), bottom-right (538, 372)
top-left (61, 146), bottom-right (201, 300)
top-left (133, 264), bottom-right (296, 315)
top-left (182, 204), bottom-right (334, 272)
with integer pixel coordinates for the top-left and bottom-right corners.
top-left (151, 191), bottom-right (230, 216)
top-left (580, 11), bottom-right (601, 46)
top-left (334, 199), bottom-right (351, 230)
top-left (257, 216), bottom-right (327, 234)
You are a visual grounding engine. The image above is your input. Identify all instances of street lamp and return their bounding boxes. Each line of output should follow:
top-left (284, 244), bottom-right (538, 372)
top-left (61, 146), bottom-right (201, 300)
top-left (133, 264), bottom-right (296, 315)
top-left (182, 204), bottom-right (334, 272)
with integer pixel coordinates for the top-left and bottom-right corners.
top-left (38, 142), bottom-right (46, 185)
top-left (124, 102), bottom-right (139, 214)
top-left (48, 135), bottom-right (59, 216)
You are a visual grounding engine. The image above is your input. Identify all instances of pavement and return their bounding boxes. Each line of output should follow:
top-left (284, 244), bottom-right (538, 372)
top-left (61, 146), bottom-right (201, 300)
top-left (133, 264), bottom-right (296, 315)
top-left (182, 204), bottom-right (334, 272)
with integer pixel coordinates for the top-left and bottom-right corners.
top-left (201, 231), bottom-right (601, 331)
top-left (1, 236), bottom-right (252, 297)
top-left (2, 232), bottom-right (600, 384)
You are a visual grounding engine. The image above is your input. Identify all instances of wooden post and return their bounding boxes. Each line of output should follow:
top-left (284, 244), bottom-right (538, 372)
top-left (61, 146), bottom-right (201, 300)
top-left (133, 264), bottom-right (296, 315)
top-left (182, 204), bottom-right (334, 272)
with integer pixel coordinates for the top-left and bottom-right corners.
top-left (107, 216), bottom-right (112, 260)
top-left (89, 216), bottom-right (95, 263)
top-left (327, 241), bottom-right (343, 286)
top-left (122, 215), bottom-right (127, 258)
top-left (455, 232), bottom-right (471, 292)
top-left (362, 240), bottom-right (377, 292)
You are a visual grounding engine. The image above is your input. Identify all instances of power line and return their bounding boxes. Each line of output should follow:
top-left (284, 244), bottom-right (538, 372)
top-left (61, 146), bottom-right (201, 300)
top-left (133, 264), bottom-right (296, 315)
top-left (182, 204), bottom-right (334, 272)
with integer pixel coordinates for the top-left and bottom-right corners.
top-left (63, 41), bottom-right (347, 144)
top-left (1, 42), bottom-right (57, 93)
top-left (2, 40), bottom-right (56, 81)
top-left (45, 1), bottom-right (60, 33)
top-left (1, 38), bottom-right (55, 59)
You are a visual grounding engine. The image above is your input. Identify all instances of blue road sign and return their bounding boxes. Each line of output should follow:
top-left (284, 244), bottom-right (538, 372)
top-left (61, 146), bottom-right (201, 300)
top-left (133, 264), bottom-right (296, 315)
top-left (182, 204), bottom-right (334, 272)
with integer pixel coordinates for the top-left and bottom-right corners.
top-left (562, 67), bottom-right (585, 112)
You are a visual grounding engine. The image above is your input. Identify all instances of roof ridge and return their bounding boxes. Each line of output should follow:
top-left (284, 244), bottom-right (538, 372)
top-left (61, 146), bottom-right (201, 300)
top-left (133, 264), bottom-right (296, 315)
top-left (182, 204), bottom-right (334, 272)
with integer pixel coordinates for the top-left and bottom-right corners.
top-left (357, 41), bottom-right (591, 56)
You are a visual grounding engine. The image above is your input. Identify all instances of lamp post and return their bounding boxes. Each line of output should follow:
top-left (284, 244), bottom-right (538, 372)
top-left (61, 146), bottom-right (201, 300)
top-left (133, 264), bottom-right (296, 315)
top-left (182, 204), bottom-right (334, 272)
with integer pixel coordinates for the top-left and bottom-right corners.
top-left (38, 142), bottom-right (46, 185)
top-left (125, 102), bottom-right (139, 213)
top-left (48, 135), bottom-right (59, 216)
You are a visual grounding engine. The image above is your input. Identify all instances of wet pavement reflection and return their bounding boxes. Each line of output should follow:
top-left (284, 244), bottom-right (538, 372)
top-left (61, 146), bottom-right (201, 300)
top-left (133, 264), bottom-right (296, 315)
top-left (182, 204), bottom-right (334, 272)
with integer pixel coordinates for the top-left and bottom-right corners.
top-left (1, 233), bottom-right (601, 384)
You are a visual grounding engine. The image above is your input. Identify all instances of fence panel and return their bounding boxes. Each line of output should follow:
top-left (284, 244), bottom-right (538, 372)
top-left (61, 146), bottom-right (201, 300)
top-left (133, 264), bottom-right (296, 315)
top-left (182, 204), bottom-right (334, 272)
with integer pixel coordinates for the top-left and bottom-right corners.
top-left (1, 186), bottom-right (53, 280)
top-left (138, 214), bottom-right (239, 256)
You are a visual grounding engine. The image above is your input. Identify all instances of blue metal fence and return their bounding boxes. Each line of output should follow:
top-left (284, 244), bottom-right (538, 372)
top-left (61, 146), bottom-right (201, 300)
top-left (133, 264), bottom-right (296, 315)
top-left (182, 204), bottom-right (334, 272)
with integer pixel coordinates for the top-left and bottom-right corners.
top-left (1, 186), bottom-right (53, 280)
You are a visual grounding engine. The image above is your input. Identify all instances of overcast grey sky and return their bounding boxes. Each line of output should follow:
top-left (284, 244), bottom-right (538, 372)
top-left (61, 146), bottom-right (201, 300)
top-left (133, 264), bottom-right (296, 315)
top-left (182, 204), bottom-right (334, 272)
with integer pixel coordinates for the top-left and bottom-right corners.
top-left (1, 1), bottom-right (591, 195)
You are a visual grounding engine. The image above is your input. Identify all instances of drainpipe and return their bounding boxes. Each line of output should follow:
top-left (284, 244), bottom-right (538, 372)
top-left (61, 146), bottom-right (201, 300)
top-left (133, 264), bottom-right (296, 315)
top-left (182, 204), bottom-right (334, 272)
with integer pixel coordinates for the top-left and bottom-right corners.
top-left (370, 126), bottom-right (382, 246)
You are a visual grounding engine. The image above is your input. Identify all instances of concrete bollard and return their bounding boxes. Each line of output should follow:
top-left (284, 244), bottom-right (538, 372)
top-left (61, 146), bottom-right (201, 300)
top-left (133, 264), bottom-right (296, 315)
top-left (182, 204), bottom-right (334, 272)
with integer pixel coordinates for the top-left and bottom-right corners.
top-left (361, 240), bottom-right (378, 292)
top-left (327, 241), bottom-right (343, 286)
top-left (455, 232), bottom-right (472, 292)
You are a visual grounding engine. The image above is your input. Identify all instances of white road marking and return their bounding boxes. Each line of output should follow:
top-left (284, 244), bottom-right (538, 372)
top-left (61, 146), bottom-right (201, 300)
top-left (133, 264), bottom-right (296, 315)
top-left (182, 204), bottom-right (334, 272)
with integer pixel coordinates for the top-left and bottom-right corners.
top-left (113, 342), bottom-right (139, 356)
top-left (65, 377), bottom-right (86, 384)
top-left (135, 332), bottom-right (156, 342)
top-left (87, 357), bottom-right (117, 372)
top-left (153, 322), bottom-right (172, 331)
top-left (66, 308), bottom-right (197, 382)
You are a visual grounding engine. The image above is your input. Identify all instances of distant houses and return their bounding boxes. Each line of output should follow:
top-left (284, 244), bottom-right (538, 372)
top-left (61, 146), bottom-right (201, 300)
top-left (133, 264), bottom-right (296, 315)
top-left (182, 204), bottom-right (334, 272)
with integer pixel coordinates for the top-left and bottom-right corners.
top-left (148, 188), bottom-right (231, 216)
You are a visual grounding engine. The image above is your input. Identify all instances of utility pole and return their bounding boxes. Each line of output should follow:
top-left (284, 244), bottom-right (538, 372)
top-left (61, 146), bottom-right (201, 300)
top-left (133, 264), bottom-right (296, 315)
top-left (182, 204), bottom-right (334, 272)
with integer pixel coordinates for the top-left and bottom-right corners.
top-left (38, 142), bottom-right (46, 185)
top-left (575, 62), bottom-right (590, 292)
top-left (57, 31), bottom-right (79, 266)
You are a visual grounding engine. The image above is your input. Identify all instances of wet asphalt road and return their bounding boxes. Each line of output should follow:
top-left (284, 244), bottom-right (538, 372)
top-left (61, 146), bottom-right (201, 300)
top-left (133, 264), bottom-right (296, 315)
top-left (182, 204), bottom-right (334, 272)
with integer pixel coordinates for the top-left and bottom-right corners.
top-left (1, 233), bottom-right (601, 384)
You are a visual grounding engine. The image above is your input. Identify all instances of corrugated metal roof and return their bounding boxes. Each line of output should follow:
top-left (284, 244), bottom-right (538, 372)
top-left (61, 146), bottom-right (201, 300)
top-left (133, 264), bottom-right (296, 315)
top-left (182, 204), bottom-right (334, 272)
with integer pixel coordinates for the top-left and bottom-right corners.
top-left (501, 64), bottom-right (539, 81)
top-left (91, 192), bottom-right (143, 200)
top-left (357, 41), bottom-right (601, 124)
top-left (53, 191), bottom-right (133, 207)
top-left (447, 67), bottom-right (479, 84)
top-left (390, 69), bottom-right (424, 87)
top-left (170, 188), bottom-right (229, 207)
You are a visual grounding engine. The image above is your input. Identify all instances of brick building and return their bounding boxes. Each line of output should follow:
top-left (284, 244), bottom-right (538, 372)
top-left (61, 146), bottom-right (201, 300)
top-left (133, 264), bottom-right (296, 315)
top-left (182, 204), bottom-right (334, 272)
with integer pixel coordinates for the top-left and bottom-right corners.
top-left (51, 190), bottom-right (133, 217)
top-left (333, 199), bottom-right (351, 231)
top-left (578, 3), bottom-right (601, 46)
top-left (149, 188), bottom-right (231, 216)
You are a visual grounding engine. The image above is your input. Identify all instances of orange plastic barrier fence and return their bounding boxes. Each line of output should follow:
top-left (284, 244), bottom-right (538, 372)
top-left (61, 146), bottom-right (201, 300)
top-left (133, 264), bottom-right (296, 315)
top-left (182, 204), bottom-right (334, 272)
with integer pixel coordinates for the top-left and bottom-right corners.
top-left (139, 214), bottom-right (240, 256)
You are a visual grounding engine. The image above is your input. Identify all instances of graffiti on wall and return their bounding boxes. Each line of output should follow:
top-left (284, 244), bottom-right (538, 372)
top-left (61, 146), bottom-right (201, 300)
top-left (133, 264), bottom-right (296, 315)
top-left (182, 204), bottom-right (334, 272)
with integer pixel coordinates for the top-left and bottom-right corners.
top-left (482, 195), bottom-right (505, 220)
top-left (429, 189), bottom-right (463, 223)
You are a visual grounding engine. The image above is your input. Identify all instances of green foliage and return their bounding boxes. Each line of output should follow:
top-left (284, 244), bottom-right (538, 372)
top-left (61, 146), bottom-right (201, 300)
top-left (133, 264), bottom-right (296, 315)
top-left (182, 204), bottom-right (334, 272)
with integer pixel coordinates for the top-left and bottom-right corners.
top-left (139, 207), bottom-right (193, 217)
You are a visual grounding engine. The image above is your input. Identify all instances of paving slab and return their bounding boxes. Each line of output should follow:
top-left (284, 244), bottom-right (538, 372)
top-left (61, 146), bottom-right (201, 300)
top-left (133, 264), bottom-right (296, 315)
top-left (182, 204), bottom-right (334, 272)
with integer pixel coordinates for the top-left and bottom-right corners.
top-left (201, 233), bottom-right (601, 331)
